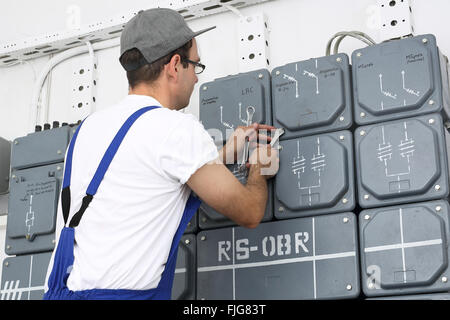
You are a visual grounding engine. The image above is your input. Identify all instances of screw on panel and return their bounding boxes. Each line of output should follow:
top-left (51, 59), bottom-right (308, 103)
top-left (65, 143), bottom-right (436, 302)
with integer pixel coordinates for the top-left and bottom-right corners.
top-left (339, 135), bottom-right (345, 141)
top-left (429, 100), bottom-right (435, 105)
top-left (364, 194), bottom-right (370, 200)
top-left (364, 215), bottom-right (371, 220)
top-left (57, 166), bottom-right (62, 171)
top-left (343, 217), bottom-right (349, 223)
top-left (436, 206), bottom-right (442, 212)
top-left (6, 245), bottom-right (11, 250)
top-left (368, 282), bottom-right (375, 289)
top-left (360, 130), bottom-right (366, 136)
top-left (422, 38), bottom-right (428, 44)
top-left (201, 217), bottom-right (207, 223)
top-left (52, 239), bottom-right (56, 244)
top-left (442, 276), bottom-right (448, 283)
top-left (360, 112), bottom-right (366, 118)
top-left (14, 140), bottom-right (18, 145)
top-left (203, 86), bottom-right (208, 91)
top-left (185, 239), bottom-right (191, 245)
top-left (435, 185), bottom-right (441, 191)
top-left (278, 206), bottom-right (285, 212)
top-left (201, 236), bottom-right (206, 241)
top-left (57, 150), bottom-right (62, 155)
top-left (278, 145), bottom-right (283, 151)
top-left (276, 70), bottom-right (280, 76)
top-left (5, 262), bottom-right (8, 267)
top-left (336, 57), bottom-right (342, 62)
top-left (258, 73), bottom-right (264, 79)
top-left (346, 284), bottom-right (352, 291)
top-left (356, 52), bottom-right (362, 57)
top-left (339, 116), bottom-right (345, 122)
top-left (429, 119), bottom-right (435, 124)
top-left (342, 198), bottom-right (348, 204)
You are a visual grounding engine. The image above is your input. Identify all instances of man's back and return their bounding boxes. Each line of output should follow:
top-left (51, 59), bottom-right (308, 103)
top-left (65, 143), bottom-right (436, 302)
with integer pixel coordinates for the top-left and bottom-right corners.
top-left (45, 94), bottom-right (218, 291)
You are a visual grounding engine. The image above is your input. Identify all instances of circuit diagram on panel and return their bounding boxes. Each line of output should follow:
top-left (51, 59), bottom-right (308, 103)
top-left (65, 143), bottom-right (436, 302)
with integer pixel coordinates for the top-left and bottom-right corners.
top-left (280, 60), bottom-right (322, 99)
top-left (376, 122), bottom-right (415, 192)
top-left (219, 102), bottom-right (254, 130)
top-left (291, 138), bottom-right (327, 206)
top-left (378, 70), bottom-right (421, 111)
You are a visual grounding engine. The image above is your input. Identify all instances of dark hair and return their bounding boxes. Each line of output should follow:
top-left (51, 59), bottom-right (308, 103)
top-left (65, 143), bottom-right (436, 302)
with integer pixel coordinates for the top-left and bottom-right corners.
top-left (120, 39), bottom-right (193, 88)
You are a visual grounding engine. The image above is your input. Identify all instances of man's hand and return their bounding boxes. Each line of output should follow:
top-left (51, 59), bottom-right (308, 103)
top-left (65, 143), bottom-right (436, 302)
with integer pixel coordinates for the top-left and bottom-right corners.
top-left (248, 145), bottom-right (280, 179)
top-left (219, 123), bottom-right (275, 164)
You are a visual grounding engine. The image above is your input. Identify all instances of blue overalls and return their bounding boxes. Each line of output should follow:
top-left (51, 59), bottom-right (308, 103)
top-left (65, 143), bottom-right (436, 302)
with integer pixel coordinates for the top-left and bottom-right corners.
top-left (44, 106), bottom-right (201, 300)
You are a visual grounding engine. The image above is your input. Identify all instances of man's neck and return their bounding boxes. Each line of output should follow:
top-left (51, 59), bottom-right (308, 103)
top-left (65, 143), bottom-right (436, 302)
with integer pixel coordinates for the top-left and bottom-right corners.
top-left (129, 85), bottom-right (175, 110)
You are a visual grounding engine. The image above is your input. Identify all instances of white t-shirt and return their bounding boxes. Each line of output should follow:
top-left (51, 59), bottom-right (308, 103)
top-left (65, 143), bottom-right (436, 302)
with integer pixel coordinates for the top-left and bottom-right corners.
top-left (44, 94), bottom-right (218, 291)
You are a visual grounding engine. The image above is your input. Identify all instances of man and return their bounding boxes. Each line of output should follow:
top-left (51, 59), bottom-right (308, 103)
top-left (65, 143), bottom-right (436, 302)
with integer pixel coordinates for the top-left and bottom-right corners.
top-left (44, 8), bottom-right (279, 300)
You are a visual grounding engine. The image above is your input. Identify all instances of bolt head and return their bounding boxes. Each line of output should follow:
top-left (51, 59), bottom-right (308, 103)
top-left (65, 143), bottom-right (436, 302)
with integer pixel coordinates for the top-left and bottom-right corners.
top-left (14, 140), bottom-right (18, 145)
top-left (435, 185), bottom-right (441, 191)
top-left (258, 73), bottom-right (264, 79)
top-left (339, 135), bottom-right (345, 141)
top-left (360, 112), bottom-right (366, 118)
top-left (442, 276), bottom-right (448, 283)
top-left (57, 150), bottom-right (62, 155)
top-left (203, 86), bottom-right (208, 91)
top-left (201, 217), bottom-right (207, 223)
top-left (336, 57), bottom-right (342, 62)
top-left (356, 52), bottom-right (362, 57)
top-left (429, 100), bottom-right (435, 105)
top-left (339, 116), bottom-right (345, 122)
top-left (278, 206), bottom-right (285, 212)
top-left (429, 119), bottom-right (435, 124)
top-left (52, 239), bottom-right (56, 244)
top-left (276, 70), bottom-right (280, 76)
top-left (342, 198), bottom-right (348, 204)
top-left (364, 214), bottom-right (370, 220)
top-left (185, 239), bottom-right (191, 245)
top-left (422, 38), bottom-right (428, 44)
top-left (5, 262), bottom-right (9, 267)
top-left (436, 206), bottom-right (442, 212)
top-left (364, 194), bottom-right (370, 200)
top-left (360, 130), bottom-right (366, 136)
top-left (343, 217), bottom-right (349, 223)
top-left (346, 284), bottom-right (352, 291)
top-left (201, 236), bottom-right (206, 241)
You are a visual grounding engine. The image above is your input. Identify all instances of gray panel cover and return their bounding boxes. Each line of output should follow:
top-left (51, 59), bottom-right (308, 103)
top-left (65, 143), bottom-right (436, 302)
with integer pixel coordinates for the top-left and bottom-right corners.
top-left (371, 293), bottom-right (450, 300)
top-left (355, 113), bottom-right (449, 208)
top-left (199, 71), bottom-right (269, 145)
top-left (271, 53), bottom-right (353, 140)
top-left (1, 252), bottom-right (51, 300)
top-left (0, 137), bottom-right (11, 194)
top-left (6, 163), bottom-right (64, 255)
top-left (360, 200), bottom-right (450, 297)
top-left (172, 234), bottom-right (196, 300)
top-left (198, 163), bottom-right (273, 229)
top-left (197, 213), bottom-right (359, 300)
top-left (10, 126), bottom-right (70, 170)
top-left (274, 130), bottom-right (355, 219)
top-left (352, 34), bottom-right (450, 125)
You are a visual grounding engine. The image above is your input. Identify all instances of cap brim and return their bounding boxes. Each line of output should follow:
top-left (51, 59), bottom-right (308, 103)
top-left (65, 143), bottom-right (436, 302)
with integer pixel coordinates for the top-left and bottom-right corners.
top-left (193, 26), bottom-right (216, 37)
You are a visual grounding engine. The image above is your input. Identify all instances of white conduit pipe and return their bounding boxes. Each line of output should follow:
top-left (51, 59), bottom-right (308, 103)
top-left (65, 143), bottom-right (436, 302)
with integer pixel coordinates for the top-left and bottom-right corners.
top-left (29, 37), bottom-right (120, 132)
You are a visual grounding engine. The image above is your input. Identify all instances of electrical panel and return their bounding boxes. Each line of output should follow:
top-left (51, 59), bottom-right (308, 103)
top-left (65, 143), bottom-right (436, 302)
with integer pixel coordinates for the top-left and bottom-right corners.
top-left (172, 234), bottom-right (196, 300)
top-left (196, 213), bottom-right (359, 300)
top-left (199, 69), bottom-right (272, 146)
top-left (5, 163), bottom-right (63, 255)
top-left (359, 200), bottom-right (450, 297)
top-left (10, 126), bottom-right (70, 170)
top-left (0, 137), bottom-right (11, 194)
top-left (198, 163), bottom-right (273, 229)
top-left (0, 252), bottom-right (51, 300)
top-left (355, 113), bottom-right (450, 208)
top-left (274, 130), bottom-right (355, 219)
top-left (271, 53), bottom-right (353, 140)
top-left (352, 34), bottom-right (450, 125)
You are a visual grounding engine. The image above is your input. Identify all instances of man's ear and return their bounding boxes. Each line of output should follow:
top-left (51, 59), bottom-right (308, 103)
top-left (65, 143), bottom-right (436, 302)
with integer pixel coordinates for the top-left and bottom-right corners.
top-left (166, 54), bottom-right (181, 80)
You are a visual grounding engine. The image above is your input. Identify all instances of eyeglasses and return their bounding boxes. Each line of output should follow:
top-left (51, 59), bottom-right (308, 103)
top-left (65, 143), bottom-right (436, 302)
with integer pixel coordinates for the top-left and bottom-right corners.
top-left (184, 58), bottom-right (206, 74)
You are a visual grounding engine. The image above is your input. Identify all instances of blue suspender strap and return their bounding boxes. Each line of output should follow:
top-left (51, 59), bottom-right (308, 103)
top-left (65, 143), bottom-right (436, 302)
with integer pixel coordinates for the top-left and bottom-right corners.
top-left (67, 106), bottom-right (160, 228)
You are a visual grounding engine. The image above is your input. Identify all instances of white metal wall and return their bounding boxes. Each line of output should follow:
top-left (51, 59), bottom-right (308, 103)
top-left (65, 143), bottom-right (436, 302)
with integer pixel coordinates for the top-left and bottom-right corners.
top-left (1, 0), bottom-right (450, 280)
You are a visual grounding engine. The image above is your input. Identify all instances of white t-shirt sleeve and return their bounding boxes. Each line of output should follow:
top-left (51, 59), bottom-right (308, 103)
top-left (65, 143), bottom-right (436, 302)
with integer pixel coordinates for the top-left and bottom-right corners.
top-left (159, 114), bottom-right (219, 184)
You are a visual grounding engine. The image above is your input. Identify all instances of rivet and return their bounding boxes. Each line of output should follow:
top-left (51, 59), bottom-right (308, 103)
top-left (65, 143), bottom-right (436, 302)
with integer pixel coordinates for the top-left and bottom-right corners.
top-left (435, 185), bottom-right (441, 191)
top-left (201, 236), bottom-right (206, 241)
top-left (429, 118), bottom-right (435, 124)
top-left (364, 194), bottom-right (370, 200)
top-left (422, 38), bottom-right (428, 44)
top-left (346, 284), bottom-right (352, 291)
top-left (364, 214), bottom-right (371, 220)
top-left (442, 276), bottom-right (448, 283)
top-left (436, 206), bottom-right (442, 212)
top-left (339, 135), bottom-right (345, 141)
top-left (185, 239), bottom-right (191, 245)
top-left (5, 262), bottom-right (9, 267)
top-left (57, 150), bottom-right (62, 155)
top-left (276, 70), bottom-right (280, 76)
top-left (342, 198), bottom-right (348, 204)
top-left (339, 116), bottom-right (345, 122)
top-left (343, 217), bottom-right (349, 223)
top-left (356, 52), bottom-right (362, 57)
top-left (203, 86), bottom-right (208, 91)
top-left (360, 112), bottom-right (366, 118)
top-left (258, 73), bottom-right (264, 79)
top-left (336, 57), bottom-right (342, 62)
top-left (6, 245), bottom-right (11, 250)
top-left (57, 166), bottom-right (62, 171)
top-left (429, 100), bottom-right (435, 105)
top-left (360, 130), bottom-right (366, 136)
top-left (278, 206), bottom-right (285, 212)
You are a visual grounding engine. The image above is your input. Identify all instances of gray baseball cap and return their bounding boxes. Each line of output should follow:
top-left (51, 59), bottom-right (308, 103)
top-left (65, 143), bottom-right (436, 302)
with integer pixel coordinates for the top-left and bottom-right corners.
top-left (119, 8), bottom-right (215, 71)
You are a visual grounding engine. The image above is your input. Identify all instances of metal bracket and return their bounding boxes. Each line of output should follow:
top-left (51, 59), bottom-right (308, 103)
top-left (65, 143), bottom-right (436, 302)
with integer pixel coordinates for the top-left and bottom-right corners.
top-left (70, 57), bottom-right (97, 120)
top-left (377, 0), bottom-right (414, 41)
top-left (237, 13), bottom-right (271, 73)
top-left (0, 0), bottom-right (274, 66)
